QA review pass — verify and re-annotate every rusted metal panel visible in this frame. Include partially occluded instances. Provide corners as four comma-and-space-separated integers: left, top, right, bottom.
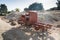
18, 15, 26, 24
28, 12, 37, 25
18, 11, 37, 25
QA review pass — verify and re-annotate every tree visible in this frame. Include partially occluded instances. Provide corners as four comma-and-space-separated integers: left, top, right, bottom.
29, 3, 44, 10
0, 4, 8, 16
0, 5, 1, 13
56, 0, 60, 10
24, 8, 29, 11
15, 8, 20, 12
48, 0, 60, 10
24, 2, 44, 11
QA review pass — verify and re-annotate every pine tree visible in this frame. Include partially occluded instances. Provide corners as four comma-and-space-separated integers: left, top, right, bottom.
0, 4, 8, 16
56, 0, 60, 10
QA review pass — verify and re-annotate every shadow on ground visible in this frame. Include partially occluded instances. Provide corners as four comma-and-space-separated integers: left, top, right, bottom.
2, 26, 55, 40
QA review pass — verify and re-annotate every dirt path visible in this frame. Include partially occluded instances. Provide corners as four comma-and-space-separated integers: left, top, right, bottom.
49, 27, 60, 40
0, 18, 14, 40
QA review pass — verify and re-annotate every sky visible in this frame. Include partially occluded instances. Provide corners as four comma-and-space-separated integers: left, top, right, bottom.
0, 0, 57, 11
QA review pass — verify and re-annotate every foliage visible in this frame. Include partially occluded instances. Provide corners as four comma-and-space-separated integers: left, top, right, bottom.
24, 8, 29, 11
29, 3, 44, 10
24, 3, 44, 11
0, 4, 8, 16
56, 0, 60, 10
49, 0, 60, 10
15, 8, 20, 12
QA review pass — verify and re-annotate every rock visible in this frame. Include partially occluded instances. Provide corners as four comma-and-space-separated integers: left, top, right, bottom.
2, 28, 30, 40
10, 21, 16, 26
57, 25, 60, 27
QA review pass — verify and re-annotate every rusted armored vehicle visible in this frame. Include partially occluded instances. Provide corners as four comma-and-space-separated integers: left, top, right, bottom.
18, 11, 52, 32
18, 12, 37, 25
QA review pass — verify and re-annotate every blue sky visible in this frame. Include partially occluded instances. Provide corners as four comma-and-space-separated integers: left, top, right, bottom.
0, 0, 57, 11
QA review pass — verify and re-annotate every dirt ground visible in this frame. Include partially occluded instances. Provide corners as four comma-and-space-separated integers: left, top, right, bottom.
0, 17, 19, 40
0, 17, 60, 40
